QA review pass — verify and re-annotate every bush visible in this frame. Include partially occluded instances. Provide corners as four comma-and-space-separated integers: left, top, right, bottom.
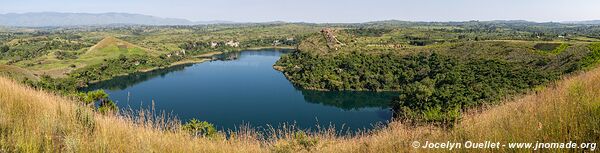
272, 131, 319, 152
98, 100, 117, 115
76, 90, 118, 114
77, 90, 108, 105
54, 50, 78, 60
182, 119, 217, 138
0, 45, 8, 53
293, 131, 318, 151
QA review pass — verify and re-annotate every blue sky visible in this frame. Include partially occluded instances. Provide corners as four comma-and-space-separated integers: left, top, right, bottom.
1, 0, 599, 23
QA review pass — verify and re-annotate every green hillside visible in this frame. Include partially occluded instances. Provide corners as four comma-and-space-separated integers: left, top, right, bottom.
275, 28, 600, 122
78, 36, 153, 65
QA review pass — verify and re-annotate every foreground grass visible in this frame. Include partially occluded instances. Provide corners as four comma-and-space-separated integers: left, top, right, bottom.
0, 77, 265, 152
1, 68, 599, 152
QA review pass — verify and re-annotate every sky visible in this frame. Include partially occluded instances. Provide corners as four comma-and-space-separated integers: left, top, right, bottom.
1, 0, 599, 23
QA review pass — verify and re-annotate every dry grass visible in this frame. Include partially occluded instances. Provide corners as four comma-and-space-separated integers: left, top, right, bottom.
1, 67, 599, 152
0, 76, 265, 152
0, 64, 38, 81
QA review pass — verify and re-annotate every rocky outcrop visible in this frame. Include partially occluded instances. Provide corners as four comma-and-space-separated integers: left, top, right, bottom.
321, 28, 344, 50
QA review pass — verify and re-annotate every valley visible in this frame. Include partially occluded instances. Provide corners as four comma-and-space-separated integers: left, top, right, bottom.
1, 21, 600, 152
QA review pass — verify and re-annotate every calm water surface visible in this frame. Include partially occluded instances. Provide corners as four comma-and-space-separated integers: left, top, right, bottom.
85, 49, 395, 132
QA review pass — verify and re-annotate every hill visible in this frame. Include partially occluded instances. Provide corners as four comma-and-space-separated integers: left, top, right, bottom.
0, 12, 196, 27
80, 36, 159, 64
82, 36, 152, 59
275, 27, 600, 123
7, 36, 157, 78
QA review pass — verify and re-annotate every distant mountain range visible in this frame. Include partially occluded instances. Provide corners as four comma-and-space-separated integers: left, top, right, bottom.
0, 12, 599, 27
562, 20, 600, 25
0, 12, 233, 27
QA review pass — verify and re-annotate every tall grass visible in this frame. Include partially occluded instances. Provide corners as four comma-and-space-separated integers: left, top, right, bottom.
0, 77, 265, 152
1, 67, 599, 152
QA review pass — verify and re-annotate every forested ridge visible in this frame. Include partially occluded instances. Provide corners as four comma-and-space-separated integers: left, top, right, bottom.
275, 28, 600, 122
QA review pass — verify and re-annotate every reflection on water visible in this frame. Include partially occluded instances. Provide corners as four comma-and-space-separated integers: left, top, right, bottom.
84, 64, 192, 91
84, 51, 264, 91
300, 90, 397, 111
83, 49, 394, 132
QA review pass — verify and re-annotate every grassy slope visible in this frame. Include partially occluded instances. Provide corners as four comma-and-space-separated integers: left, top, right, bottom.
84, 37, 153, 57
0, 64, 38, 81
18, 37, 154, 77
1, 66, 599, 152
0, 76, 264, 152
3, 24, 321, 79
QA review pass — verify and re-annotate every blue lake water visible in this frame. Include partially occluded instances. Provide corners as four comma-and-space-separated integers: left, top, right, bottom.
85, 49, 395, 132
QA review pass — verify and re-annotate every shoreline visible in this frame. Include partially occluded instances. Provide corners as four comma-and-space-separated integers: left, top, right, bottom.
276, 68, 403, 92
138, 51, 224, 73
138, 46, 295, 73
87, 47, 294, 84
243, 46, 295, 50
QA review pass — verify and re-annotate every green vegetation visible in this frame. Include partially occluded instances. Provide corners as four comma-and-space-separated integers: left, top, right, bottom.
0, 21, 600, 152
0, 23, 321, 90
182, 119, 218, 138
75, 90, 118, 114
1, 65, 599, 152
277, 50, 559, 122
577, 43, 600, 69
1, 22, 600, 123
534, 43, 570, 54
70, 54, 170, 83
276, 25, 600, 123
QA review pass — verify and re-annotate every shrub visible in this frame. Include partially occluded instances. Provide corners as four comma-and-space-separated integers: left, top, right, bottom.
77, 90, 108, 105
293, 131, 318, 151
272, 131, 319, 152
75, 90, 118, 114
182, 119, 217, 138
98, 100, 117, 115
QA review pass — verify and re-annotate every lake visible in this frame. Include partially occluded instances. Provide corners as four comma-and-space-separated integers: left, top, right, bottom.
85, 49, 396, 133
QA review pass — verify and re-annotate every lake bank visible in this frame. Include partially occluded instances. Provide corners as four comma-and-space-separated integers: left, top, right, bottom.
84, 49, 394, 132
84, 47, 291, 84
138, 51, 224, 73
2, 62, 599, 152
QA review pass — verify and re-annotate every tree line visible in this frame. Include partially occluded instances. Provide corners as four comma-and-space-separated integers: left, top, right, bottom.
276, 43, 600, 123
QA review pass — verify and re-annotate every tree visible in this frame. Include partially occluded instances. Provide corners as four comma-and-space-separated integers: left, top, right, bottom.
0, 45, 8, 53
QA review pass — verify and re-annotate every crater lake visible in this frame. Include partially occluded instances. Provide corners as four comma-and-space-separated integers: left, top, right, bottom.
84, 49, 396, 133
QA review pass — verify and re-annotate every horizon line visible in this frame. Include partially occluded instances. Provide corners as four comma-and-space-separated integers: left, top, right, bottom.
0, 11, 597, 24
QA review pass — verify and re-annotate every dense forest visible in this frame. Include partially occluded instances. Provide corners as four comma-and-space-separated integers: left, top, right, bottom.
277, 51, 555, 122
275, 26, 600, 123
